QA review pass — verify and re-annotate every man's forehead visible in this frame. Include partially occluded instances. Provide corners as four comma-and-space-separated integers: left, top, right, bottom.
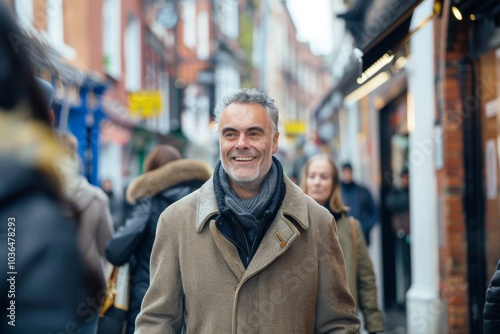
223, 102, 266, 113
221, 103, 270, 121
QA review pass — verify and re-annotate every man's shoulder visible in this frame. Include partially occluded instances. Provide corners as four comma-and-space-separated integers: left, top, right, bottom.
283, 179, 333, 229
307, 201, 334, 228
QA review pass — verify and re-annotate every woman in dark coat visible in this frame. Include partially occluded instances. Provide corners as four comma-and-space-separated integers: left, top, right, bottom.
484, 260, 500, 334
106, 145, 212, 334
0, 4, 88, 333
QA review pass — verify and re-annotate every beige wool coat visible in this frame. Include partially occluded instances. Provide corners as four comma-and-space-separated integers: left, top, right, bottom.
336, 215, 384, 333
135, 176, 360, 333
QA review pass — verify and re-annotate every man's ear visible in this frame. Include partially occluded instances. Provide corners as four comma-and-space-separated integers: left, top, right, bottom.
272, 131, 279, 153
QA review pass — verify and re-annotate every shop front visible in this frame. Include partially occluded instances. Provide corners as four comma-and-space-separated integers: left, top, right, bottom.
434, 0, 500, 332
314, 1, 428, 328
469, 2, 500, 332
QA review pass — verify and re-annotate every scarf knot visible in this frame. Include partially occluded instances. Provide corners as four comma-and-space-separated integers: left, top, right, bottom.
213, 157, 286, 267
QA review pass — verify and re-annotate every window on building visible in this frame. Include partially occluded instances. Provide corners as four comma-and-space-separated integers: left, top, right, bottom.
125, 16, 141, 92
215, 0, 238, 39
182, 0, 196, 49
46, 0, 64, 47
15, 0, 33, 27
43, 0, 76, 59
252, 26, 260, 67
103, 0, 122, 79
197, 10, 209, 60
215, 64, 241, 103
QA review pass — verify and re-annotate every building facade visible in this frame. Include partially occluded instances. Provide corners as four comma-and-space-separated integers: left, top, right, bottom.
315, 0, 500, 333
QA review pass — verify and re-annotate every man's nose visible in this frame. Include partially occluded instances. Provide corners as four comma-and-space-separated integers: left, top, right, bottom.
235, 134, 248, 149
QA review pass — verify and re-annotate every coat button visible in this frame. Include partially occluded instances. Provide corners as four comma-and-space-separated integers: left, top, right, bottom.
280, 242, 286, 249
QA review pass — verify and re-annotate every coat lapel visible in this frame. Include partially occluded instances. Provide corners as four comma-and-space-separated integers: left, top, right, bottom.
194, 179, 246, 280
239, 178, 310, 281
209, 219, 246, 280
241, 213, 300, 282
195, 176, 313, 283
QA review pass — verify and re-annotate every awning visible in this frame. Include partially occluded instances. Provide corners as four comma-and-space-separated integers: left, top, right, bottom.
338, 0, 422, 72
469, 0, 500, 56
313, 62, 359, 117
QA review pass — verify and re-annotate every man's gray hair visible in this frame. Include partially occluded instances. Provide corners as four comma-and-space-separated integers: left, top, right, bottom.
213, 88, 279, 131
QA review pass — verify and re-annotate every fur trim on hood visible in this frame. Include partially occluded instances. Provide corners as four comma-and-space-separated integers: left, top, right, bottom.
126, 159, 213, 204
0, 109, 66, 192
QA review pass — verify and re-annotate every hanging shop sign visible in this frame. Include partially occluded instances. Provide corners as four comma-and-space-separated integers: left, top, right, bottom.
284, 121, 307, 136
129, 90, 163, 118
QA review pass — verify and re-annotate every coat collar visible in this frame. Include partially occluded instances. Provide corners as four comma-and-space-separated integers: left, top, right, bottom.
196, 174, 310, 233
197, 174, 312, 281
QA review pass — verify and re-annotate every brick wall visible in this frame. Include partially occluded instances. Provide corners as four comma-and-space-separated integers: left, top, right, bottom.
478, 51, 500, 285
33, 0, 46, 30
437, 11, 470, 334
63, 0, 88, 69
437, 3, 500, 332
88, 0, 104, 73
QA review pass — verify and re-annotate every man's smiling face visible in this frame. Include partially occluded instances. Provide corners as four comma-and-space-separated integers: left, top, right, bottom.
219, 102, 279, 192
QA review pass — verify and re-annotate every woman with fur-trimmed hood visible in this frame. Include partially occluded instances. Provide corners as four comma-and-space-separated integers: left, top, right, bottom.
106, 145, 212, 334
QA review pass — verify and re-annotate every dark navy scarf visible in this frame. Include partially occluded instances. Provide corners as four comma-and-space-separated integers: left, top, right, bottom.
213, 156, 286, 267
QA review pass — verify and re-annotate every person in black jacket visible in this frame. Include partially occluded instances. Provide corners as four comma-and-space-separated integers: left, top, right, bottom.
0, 4, 88, 333
106, 145, 212, 334
340, 162, 379, 245
484, 260, 500, 334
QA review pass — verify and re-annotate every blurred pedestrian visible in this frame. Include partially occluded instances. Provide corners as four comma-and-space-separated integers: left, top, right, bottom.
340, 162, 378, 245
106, 145, 212, 334
0, 4, 87, 333
101, 179, 115, 206
385, 166, 411, 307
385, 167, 410, 237
484, 259, 500, 334
290, 135, 309, 184
100, 178, 122, 230
301, 154, 384, 334
55, 131, 115, 333
135, 88, 360, 333
34, 76, 56, 125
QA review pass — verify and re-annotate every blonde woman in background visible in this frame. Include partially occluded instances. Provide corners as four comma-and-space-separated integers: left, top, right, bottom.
301, 154, 384, 334
55, 131, 115, 334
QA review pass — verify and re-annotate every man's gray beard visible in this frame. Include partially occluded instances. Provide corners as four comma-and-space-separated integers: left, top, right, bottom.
221, 160, 271, 193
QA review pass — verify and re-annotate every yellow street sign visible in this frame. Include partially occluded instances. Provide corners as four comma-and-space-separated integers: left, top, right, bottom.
284, 121, 307, 135
129, 91, 162, 118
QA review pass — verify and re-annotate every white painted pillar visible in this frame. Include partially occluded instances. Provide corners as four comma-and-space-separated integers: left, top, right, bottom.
406, 0, 441, 333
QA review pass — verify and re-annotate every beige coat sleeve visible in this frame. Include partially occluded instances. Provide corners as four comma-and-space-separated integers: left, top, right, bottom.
315, 217, 361, 333
354, 219, 384, 333
135, 210, 184, 334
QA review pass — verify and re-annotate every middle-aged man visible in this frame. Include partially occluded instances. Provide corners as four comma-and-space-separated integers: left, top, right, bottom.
135, 88, 360, 333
